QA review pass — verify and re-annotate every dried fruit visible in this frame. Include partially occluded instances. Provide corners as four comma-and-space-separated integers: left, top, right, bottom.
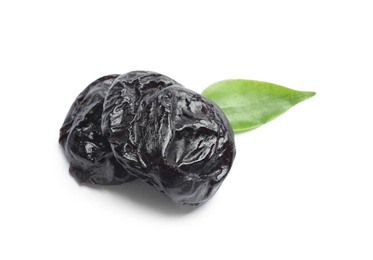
102, 71, 236, 205
59, 75, 135, 185
60, 71, 236, 206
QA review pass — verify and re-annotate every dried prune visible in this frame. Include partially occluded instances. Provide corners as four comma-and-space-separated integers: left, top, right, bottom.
102, 71, 235, 205
60, 71, 236, 205
59, 75, 135, 185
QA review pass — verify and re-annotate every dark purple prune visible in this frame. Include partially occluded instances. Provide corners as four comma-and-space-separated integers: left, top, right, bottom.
102, 71, 235, 205
59, 75, 135, 185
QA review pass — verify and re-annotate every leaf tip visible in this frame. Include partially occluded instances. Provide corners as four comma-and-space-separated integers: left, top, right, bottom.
303, 91, 316, 100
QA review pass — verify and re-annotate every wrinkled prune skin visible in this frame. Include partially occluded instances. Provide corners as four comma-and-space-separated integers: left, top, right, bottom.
102, 71, 235, 205
101, 71, 181, 138
59, 75, 135, 185
101, 71, 181, 167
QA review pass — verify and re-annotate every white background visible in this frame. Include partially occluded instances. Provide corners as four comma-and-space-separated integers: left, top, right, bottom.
1, 1, 372, 259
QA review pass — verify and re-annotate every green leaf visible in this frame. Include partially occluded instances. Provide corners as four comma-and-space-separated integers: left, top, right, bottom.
202, 79, 315, 133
